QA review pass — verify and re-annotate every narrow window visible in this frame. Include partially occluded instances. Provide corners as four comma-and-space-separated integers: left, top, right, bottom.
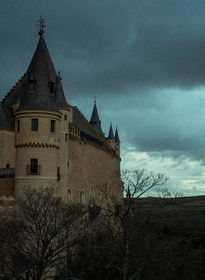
80, 191, 85, 206
31, 119, 38, 131
48, 81, 55, 93
28, 80, 35, 91
57, 167, 61, 181
67, 189, 71, 206
17, 120, 20, 132
50, 120, 55, 133
30, 159, 38, 174
65, 133, 68, 142
64, 115, 67, 120
6, 163, 10, 169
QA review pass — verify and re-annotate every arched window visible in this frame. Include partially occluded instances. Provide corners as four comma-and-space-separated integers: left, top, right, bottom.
67, 189, 71, 206
80, 191, 85, 206
90, 186, 94, 202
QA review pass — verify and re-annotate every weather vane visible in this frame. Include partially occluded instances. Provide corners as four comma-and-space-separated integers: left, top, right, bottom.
94, 96, 96, 104
38, 16, 46, 36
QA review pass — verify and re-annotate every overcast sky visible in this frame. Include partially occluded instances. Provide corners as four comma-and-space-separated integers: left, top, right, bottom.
1, 0, 205, 195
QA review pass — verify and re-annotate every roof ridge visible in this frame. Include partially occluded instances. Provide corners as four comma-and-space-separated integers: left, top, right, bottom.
72, 106, 104, 139
2, 74, 25, 103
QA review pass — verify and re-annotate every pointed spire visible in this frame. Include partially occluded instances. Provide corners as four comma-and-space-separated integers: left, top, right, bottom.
115, 126, 120, 143
108, 123, 114, 139
17, 35, 59, 112
55, 72, 69, 109
38, 16, 46, 37
90, 101, 102, 132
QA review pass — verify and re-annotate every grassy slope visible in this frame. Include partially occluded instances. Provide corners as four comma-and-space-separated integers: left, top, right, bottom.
130, 196, 205, 279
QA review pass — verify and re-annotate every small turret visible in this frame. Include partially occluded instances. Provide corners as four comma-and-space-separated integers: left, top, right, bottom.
108, 123, 114, 139
107, 124, 120, 157
90, 101, 102, 132
115, 127, 120, 143
55, 72, 69, 110
107, 123, 116, 151
114, 126, 120, 157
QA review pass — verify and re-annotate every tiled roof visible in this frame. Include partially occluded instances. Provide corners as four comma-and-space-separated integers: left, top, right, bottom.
0, 103, 14, 130
17, 36, 59, 112
72, 106, 104, 141
55, 75, 69, 109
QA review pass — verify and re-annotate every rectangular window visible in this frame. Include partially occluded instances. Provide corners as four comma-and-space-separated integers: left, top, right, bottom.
65, 133, 68, 142
57, 167, 61, 181
31, 119, 38, 131
17, 120, 20, 132
64, 115, 67, 120
30, 159, 38, 174
50, 120, 55, 133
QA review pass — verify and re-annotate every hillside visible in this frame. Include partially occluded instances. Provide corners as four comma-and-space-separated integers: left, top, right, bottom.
130, 195, 205, 279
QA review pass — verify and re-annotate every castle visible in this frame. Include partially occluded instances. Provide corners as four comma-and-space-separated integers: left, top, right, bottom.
0, 25, 121, 206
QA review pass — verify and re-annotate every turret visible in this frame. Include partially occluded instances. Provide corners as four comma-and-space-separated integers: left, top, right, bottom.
90, 101, 102, 132
114, 126, 120, 157
55, 71, 72, 200
107, 123, 115, 149
107, 124, 120, 157
14, 21, 63, 193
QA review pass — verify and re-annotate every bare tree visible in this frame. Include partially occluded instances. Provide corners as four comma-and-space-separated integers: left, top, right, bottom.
105, 169, 168, 280
0, 187, 82, 280
67, 169, 168, 280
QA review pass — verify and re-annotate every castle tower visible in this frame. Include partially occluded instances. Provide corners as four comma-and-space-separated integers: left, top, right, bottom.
114, 127, 120, 157
108, 123, 115, 148
107, 124, 120, 157
90, 101, 102, 132
54, 72, 72, 199
14, 27, 62, 193
0, 19, 122, 204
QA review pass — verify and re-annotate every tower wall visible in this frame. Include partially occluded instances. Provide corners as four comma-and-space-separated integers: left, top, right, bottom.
14, 110, 61, 194
57, 108, 72, 200
0, 130, 15, 169
0, 130, 16, 199
108, 139, 116, 150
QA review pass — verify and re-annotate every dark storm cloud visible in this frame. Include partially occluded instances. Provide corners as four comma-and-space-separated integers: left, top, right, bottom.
1, 0, 205, 167
114, 88, 205, 164
1, 0, 205, 96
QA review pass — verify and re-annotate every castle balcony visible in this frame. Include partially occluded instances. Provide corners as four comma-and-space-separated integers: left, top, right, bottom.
0, 168, 15, 178
26, 165, 41, 175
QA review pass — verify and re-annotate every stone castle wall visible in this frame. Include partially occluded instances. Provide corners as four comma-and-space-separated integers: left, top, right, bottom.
63, 137, 121, 205
0, 109, 122, 203
0, 130, 15, 168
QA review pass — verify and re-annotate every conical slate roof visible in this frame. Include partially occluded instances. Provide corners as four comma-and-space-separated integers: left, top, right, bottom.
90, 102, 102, 132
115, 127, 120, 142
0, 103, 14, 130
108, 123, 114, 139
55, 74, 69, 109
17, 35, 61, 112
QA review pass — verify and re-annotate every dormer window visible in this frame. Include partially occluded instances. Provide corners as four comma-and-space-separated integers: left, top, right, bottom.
28, 74, 36, 91
48, 81, 55, 93
28, 80, 36, 91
